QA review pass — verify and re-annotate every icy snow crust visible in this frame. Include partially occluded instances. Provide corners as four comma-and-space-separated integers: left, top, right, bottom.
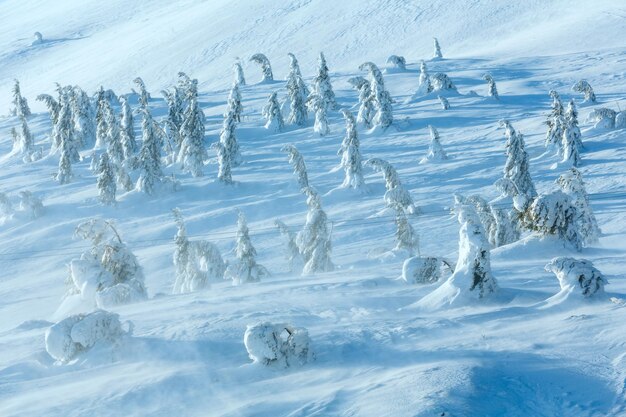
1, 0, 626, 416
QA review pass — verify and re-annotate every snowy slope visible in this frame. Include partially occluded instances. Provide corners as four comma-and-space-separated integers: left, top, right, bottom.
1, 1, 626, 416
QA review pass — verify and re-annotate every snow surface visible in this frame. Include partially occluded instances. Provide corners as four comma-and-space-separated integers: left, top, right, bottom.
1, 1, 626, 416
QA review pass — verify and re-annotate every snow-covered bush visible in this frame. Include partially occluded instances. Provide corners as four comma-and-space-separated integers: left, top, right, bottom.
483, 74, 499, 100
32, 31, 43, 45
401, 256, 444, 284
571, 80, 596, 103
297, 187, 334, 275
421, 125, 448, 163
244, 322, 313, 367
489, 205, 519, 247
282, 144, 309, 189
433, 37, 443, 59
545, 257, 607, 298
18, 191, 44, 219
0, 192, 13, 219
172, 209, 226, 293
262, 92, 285, 132
556, 168, 600, 246
250, 53, 273, 83
366, 158, 417, 214
586, 108, 616, 129
338, 109, 365, 189
45, 310, 130, 362
275, 220, 303, 273
438, 95, 450, 110
430, 73, 456, 92
225, 211, 269, 285
66, 219, 147, 307
386, 55, 406, 71
359, 62, 393, 128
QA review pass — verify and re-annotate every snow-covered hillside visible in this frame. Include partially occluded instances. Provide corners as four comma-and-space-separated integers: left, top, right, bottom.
1, 1, 626, 416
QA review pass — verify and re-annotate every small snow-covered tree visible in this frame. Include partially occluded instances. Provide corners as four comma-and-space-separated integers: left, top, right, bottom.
394, 206, 419, 255
212, 141, 232, 184
234, 61, 246, 86
587, 107, 616, 129
250, 53, 273, 83
94, 88, 108, 150
417, 61, 433, 95
136, 107, 163, 195
282, 144, 309, 189
572, 80, 596, 103
556, 168, 600, 246
563, 99, 583, 151
275, 219, 303, 273
438, 95, 450, 110
14, 116, 34, 155
455, 194, 496, 243
545, 257, 606, 298
226, 211, 269, 285
219, 110, 241, 166
489, 205, 520, 247
306, 93, 329, 136
431, 73, 456, 92
103, 101, 124, 164
338, 110, 365, 189
359, 62, 393, 128
366, 158, 417, 214
494, 120, 537, 210
483, 74, 499, 100
177, 96, 206, 177
244, 322, 313, 367
133, 77, 150, 109
161, 88, 184, 157
97, 152, 116, 205
560, 122, 581, 167
433, 37, 443, 59
386, 55, 406, 71
262, 92, 285, 132
56, 102, 77, 184
71, 87, 95, 148
312, 52, 337, 110
286, 54, 308, 126
37, 93, 60, 126
422, 125, 448, 162
119, 95, 136, 157
347, 76, 374, 128
297, 187, 334, 275
18, 190, 44, 218
545, 90, 565, 153
226, 83, 244, 123
523, 190, 583, 251
11, 79, 31, 118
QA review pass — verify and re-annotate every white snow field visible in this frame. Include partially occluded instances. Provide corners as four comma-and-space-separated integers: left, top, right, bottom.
1, 0, 626, 415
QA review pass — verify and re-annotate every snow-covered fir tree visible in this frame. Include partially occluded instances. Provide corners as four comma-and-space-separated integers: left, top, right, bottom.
563, 99, 583, 151
136, 107, 163, 195
417, 61, 433, 95
306, 93, 329, 136
219, 110, 241, 166
103, 101, 124, 164
489, 205, 520, 247
494, 120, 537, 210
226, 211, 269, 285
11, 79, 31, 118
338, 110, 365, 189
438, 95, 450, 110
572, 79, 596, 103
212, 141, 232, 184
94, 88, 108, 150
114, 161, 134, 192
394, 206, 419, 255
133, 77, 150, 109
366, 158, 417, 214
119, 95, 137, 160
359, 62, 393, 128
545, 257, 606, 298
455, 194, 496, 241
545, 90, 565, 153
56, 102, 78, 184
523, 190, 583, 251
177, 96, 206, 177
275, 219, 303, 273
262, 92, 285, 132
556, 168, 600, 246
250, 53, 273, 82
433, 37, 443, 59
14, 116, 34, 155
422, 125, 448, 162
96, 152, 116, 205
36, 93, 60, 126
282, 144, 309, 189
18, 190, 44, 218
431, 73, 456, 92
161, 88, 184, 157
286, 53, 308, 126
560, 121, 581, 167
312, 52, 337, 110
234, 61, 246, 86
483, 74, 499, 100
347, 76, 374, 128
386, 55, 406, 71
226, 83, 244, 123
297, 187, 334, 275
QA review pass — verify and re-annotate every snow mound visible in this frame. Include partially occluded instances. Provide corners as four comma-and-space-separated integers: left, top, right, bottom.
401, 256, 446, 285
244, 322, 313, 368
45, 310, 131, 363
544, 257, 607, 304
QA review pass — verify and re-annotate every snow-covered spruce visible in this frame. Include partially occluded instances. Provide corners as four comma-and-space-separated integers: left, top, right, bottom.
489, 205, 519, 247
56, 101, 78, 184
226, 82, 244, 123
522, 190, 583, 251
234, 61, 246, 86
347, 76, 374, 128
37, 93, 60, 126
545, 257, 607, 298
556, 168, 600, 246
161, 87, 184, 158
66, 219, 148, 308
71, 87, 96, 148
312, 52, 337, 110
430, 73, 456, 92
172, 209, 226, 293
282, 144, 309, 189
563, 99, 583, 151
394, 206, 419, 255
96, 152, 116, 205
103, 100, 124, 165
18, 190, 44, 219
483, 74, 499, 100
13, 116, 34, 156
219, 110, 242, 167
338, 109, 365, 189
455, 194, 496, 244
11, 79, 31, 118
587, 107, 616, 129
560, 117, 581, 167
119, 95, 136, 158
386, 55, 406, 71
438, 95, 450, 110
212, 142, 233, 184
133, 77, 150, 109
416, 60, 433, 95
94, 87, 108, 150
262, 92, 285, 132
545, 90, 565, 153
286, 53, 308, 126
306, 93, 330, 136
359, 62, 393, 128
297, 187, 334, 275
366, 158, 417, 214
433, 37, 443, 59
275, 219, 303, 273
45, 310, 131, 363
421, 125, 448, 162
244, 322, 313, 367
225, 211, 269, 285
177, 96, 206, 177
572, 79, 596, 103
250, 53, 273, 83
136, 107, 164, 195
494, 120, 537, 210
